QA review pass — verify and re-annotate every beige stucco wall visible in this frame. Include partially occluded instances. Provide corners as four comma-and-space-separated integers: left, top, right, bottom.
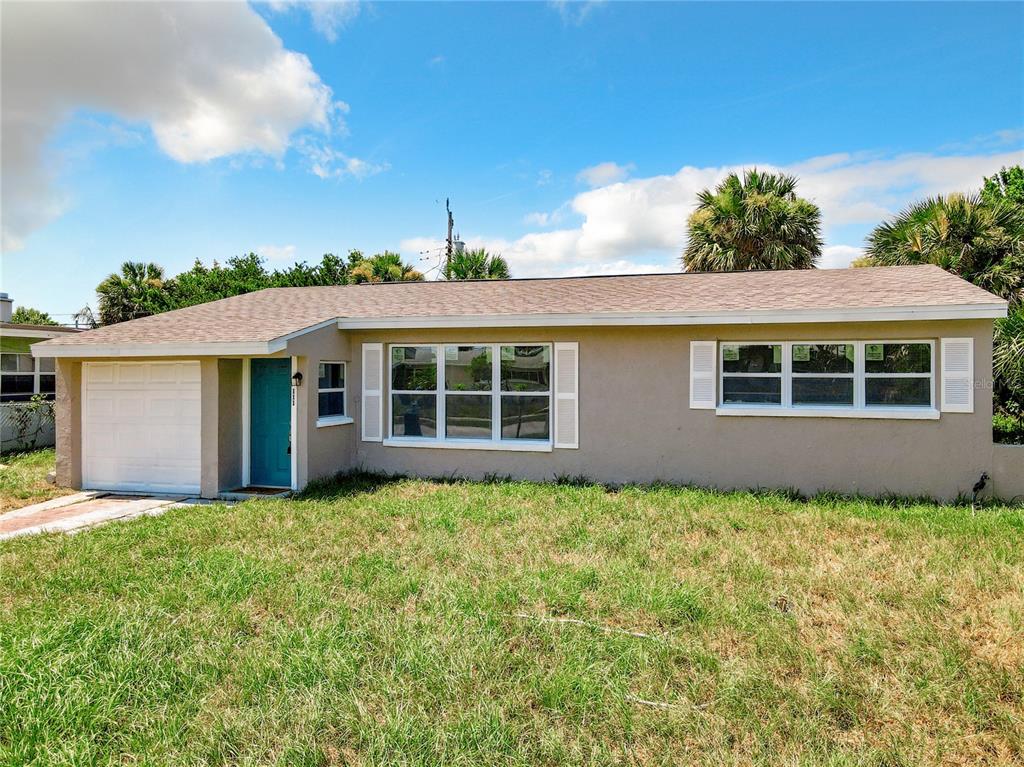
345, 320, 1000, 501
286, 323, 355, 485
54, 358, 82, 487
218, 359, 243, 491
991, 444, 1024, 503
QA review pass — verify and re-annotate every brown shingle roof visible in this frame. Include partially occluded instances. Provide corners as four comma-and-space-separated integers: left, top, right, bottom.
36, 265, 1006, 348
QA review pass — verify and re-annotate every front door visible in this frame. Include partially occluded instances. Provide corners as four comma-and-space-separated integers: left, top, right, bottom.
250, 358, 291, 487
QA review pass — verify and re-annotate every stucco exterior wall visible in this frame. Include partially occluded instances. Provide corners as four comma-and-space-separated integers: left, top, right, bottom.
54, 358, 82, 487
286, 323, 355, 485
991, 444, 1024, 503
346, 320, 998, 500
218, 359, 243, 491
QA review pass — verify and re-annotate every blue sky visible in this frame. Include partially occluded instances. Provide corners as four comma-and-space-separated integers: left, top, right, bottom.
2, 1, 1022, 321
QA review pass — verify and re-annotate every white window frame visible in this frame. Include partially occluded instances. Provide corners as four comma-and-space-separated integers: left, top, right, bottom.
316, 360, 351, 428
0, 352, 55, 403
716, 340, 938, 419
384, 342, 553, 452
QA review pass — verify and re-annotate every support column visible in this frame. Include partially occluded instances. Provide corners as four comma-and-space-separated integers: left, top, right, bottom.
200, 358, 219, 498
55, 358, 82, 488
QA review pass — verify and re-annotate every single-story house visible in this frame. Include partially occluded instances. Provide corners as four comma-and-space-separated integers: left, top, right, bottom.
2, 293, 82, 451
32, 265, 1024, 501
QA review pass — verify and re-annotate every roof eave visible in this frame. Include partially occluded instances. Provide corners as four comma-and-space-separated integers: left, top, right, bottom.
336, 302, 1009, 329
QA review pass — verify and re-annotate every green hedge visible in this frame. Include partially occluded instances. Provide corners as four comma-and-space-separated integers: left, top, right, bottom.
993, 411, 1024, 445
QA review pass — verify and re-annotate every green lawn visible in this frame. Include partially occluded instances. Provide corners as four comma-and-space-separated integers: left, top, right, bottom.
0, 448, 71, 513
1, 476, 1022, 766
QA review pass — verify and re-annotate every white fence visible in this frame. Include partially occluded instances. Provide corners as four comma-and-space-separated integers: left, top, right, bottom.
1, 401, 56, 453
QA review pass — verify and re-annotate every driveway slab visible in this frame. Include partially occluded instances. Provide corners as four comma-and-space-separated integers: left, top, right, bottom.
0, 493, 191, 540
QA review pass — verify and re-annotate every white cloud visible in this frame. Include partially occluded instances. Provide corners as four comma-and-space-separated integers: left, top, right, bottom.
259, 244, 298, 262
402, 145, 1023, 278
820, 245, 864, 269
265, 1, 362, 43
298, 140, 389, 180
536, 169, 554, 186
0, 1, 345, 251
549, 0, 606, 25
576, 161, 635, 188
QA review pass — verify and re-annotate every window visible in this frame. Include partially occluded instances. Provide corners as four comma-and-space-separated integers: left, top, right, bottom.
721, 344, 782, 405
864, 342, 932, 407
717, 341, 935, 414
389, 343, 551, 444
391, 345, 438, 438
317, 361, 346, 420
792, 343, 854, 406
0, 353, 55, 403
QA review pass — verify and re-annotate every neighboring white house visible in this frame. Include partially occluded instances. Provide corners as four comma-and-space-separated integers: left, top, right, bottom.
1, 293, 82, 452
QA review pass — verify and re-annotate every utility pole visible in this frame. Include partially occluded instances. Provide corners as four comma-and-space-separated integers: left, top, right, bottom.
445, 198, 454, 279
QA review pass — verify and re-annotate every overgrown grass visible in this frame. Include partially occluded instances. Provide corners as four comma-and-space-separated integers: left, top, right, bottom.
1, 474, 1022, 765
0, 448, 70, 512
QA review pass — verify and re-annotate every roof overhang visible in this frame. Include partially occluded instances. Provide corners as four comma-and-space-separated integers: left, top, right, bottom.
336, 302, 1008, 330
31, 340, 288, 358
3, 327, 81, 340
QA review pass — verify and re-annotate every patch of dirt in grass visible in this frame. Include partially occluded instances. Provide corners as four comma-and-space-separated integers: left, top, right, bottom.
0, 449, 71, 513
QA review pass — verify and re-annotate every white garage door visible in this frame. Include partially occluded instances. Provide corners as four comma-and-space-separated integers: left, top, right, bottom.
83, 362, 202, 494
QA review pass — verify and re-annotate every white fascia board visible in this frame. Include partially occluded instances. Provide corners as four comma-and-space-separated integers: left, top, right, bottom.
31, 341, 281, 358
337, 302, 1007, 330
2, 328, 79, 339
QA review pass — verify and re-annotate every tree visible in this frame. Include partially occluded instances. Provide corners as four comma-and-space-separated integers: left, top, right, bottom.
994, 306, 1024, 405
96, 261, 168, 325
72, 305, 97, 329
9, 306, 58, 326
349, 251, 424, 283
863, 193, 1024, 306
682, 169, 822, 272
443, 248, 510, 280
982, 165, 1024, 208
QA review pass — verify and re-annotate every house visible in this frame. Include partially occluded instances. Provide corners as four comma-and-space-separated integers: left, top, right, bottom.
1, 293, 82, 451
31, 265, 1024, 501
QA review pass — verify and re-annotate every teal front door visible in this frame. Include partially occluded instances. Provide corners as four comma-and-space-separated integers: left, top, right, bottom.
251, 358, 292, 487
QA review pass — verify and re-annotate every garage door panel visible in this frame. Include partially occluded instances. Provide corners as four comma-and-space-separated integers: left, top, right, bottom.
83, 362, 202, 494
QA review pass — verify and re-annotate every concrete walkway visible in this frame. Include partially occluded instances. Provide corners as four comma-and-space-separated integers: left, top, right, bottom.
0, 492, 215, 541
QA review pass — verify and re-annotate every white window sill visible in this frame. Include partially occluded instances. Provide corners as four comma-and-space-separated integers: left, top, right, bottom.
715, 406, 940, 420
316, 415, 354, 428
383, 437, 553, 452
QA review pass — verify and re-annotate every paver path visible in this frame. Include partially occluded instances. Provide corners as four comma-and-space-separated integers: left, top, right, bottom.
0, 492, 211, 540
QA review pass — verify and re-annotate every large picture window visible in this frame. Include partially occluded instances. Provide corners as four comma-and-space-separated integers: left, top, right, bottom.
718, 340, 934, 413
389, 343, 551, 444
0, 353, 55, 403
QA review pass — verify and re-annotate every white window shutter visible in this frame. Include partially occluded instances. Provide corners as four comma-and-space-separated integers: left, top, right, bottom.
690, 341, 716, 409
553, 342, 579, 449
941, 337, 973, 413
361, 343, 384, 441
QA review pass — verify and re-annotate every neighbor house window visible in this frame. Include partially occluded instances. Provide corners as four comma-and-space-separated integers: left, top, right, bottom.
864, 342, 932, 407
718, 340, 934, 412
0, 353, 54, 403
389, 343, 551, 443
720, 344, 782, 405
317, 361, 346, 420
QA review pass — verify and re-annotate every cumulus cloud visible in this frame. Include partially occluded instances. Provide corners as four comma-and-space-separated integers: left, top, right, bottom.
403, 145, 1022, 277
576, 161, 635, 188
0, 1, 355, 251
258, 244, 298, 262
298, 139, 389, 180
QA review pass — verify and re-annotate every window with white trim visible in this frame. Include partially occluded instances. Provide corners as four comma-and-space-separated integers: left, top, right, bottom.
389, 343, 551, 443
718, 341, 934, 411
0, 353, 55, 403
317, 361, 346, 419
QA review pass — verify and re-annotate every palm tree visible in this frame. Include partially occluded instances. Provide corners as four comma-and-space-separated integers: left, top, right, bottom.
349, 251, 424, 284
443, 248, 510, 280
96, 261, 167, 325
682, 169, 822, 272
862, 193, 1023, 305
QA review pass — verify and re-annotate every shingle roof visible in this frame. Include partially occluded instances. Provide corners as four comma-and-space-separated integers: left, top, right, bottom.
35, 265, 1006, 349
